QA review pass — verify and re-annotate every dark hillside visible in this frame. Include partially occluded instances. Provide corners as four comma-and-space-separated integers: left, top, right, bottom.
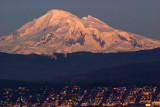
0, 48, 160, 81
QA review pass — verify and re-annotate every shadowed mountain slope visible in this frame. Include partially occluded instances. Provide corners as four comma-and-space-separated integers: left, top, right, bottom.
1, 48, 160, 82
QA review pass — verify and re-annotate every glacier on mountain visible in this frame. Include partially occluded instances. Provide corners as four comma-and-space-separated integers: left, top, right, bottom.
0, 9, 160, 55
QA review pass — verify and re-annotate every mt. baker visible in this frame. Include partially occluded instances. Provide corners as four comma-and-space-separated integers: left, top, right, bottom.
0, 9, 160, 55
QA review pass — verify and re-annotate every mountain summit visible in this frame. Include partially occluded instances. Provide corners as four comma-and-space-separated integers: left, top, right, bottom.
0, 9, 160, 55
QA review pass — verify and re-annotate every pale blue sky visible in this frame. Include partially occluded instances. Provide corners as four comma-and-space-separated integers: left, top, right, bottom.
0, 0, 160, 40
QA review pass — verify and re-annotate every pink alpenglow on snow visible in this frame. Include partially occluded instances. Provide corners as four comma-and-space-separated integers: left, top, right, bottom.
0, 9, 160, 55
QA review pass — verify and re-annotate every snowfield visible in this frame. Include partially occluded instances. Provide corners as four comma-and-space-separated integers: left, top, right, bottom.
0, 9, 160, 55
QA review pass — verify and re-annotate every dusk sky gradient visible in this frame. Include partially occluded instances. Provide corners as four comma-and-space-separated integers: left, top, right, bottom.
0, 0, 160, 40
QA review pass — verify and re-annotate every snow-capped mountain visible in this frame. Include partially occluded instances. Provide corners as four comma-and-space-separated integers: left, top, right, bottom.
0, 9, 160, 55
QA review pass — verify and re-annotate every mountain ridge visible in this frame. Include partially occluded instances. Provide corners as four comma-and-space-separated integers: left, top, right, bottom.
0, 9, 160, 55
56, 60, 160, 85
1, 47, 160, 81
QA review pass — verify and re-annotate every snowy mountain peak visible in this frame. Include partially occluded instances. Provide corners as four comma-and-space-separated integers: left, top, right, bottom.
45, 9, 78, 20
0, 9, 160, 55
47, 9, 73, 16
88, 15, 92, 17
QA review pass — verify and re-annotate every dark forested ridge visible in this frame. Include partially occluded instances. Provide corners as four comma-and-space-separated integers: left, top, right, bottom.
57, 61, 160, 86
0, 48, 160, 82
